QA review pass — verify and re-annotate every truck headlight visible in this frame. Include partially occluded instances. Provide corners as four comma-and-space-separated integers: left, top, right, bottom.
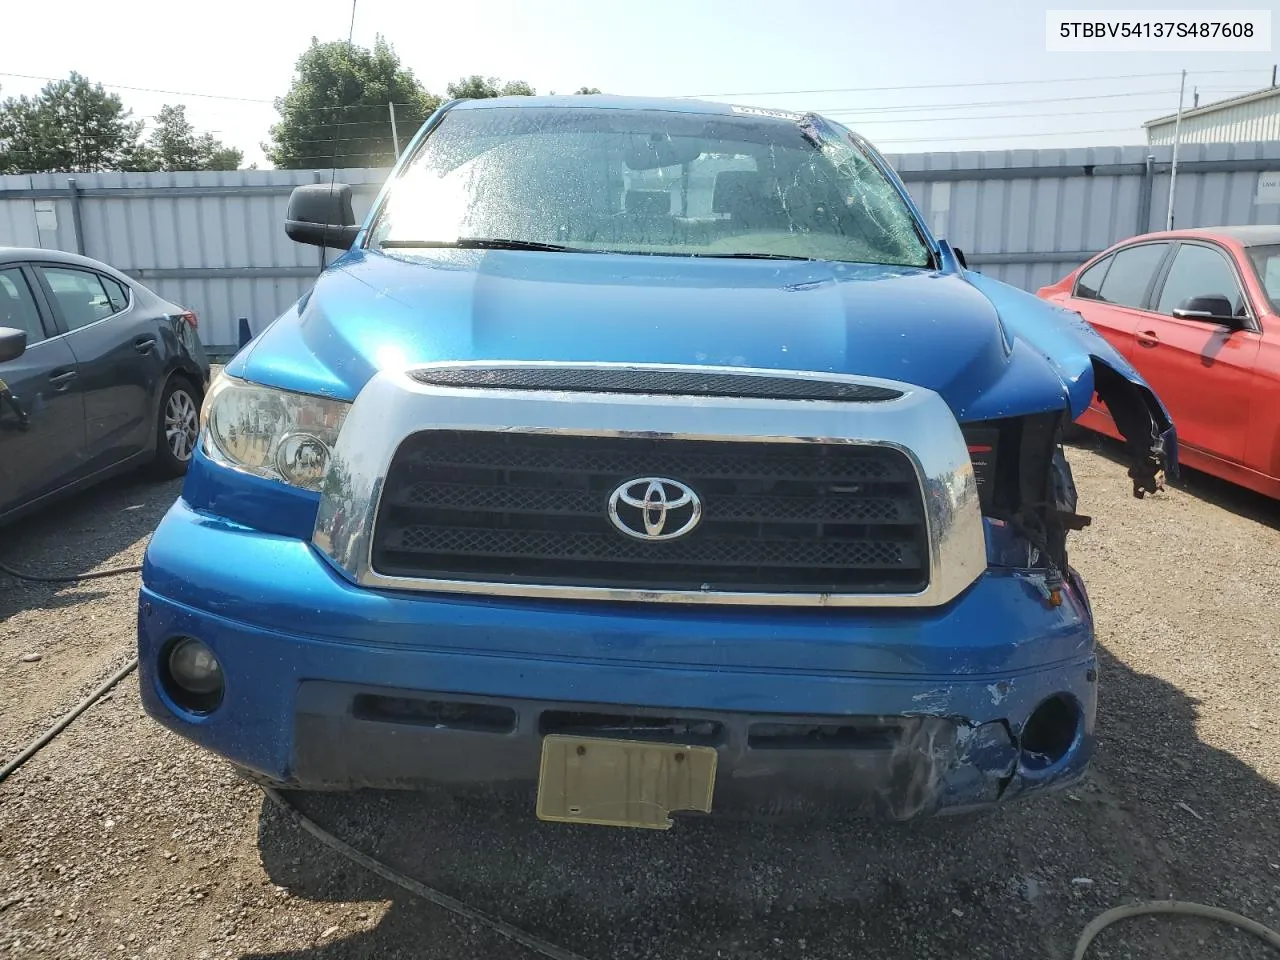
201, 374, 350, 491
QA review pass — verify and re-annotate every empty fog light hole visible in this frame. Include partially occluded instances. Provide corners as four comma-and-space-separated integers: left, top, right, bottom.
1019, 694, 1080, 771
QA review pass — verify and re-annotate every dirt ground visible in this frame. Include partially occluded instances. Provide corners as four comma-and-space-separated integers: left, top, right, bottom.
1, 437, 1279, 960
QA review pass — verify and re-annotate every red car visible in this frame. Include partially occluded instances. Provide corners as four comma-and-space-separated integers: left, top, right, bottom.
1039, 226, 1280, 499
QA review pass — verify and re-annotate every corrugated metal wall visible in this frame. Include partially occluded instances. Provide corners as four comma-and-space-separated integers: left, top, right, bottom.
886, 140, 1280, 292
1147, 90, 1280, 145
4, 141, 1280, 352
0, 168, 387, 351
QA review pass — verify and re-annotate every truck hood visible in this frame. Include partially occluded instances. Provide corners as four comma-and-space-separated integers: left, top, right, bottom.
233, 246, 1175, 454
235, 247, 1088, 423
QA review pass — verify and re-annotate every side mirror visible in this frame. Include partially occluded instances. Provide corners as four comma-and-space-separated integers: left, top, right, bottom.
953, 247, 969, 270
1172, 295, 1240, 326
285, 183, 359, 249
0, 326, 27, 364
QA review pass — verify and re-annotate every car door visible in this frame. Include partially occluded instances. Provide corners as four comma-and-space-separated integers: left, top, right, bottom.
1056, 242, 1173, 436
34, 263, 167, 472
1140, 240, 1262, 464
0, 264, 87, 517
1061, 242, 1174, 362
1239, 242, 1280, 489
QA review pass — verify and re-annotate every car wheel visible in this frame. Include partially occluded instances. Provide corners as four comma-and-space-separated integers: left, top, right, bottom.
150, 376, 201, 478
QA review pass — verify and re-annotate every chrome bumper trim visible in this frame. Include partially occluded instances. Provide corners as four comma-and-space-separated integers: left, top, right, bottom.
312, 362, 985, 607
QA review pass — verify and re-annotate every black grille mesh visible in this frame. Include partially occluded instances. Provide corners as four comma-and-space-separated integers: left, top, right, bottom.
387, 527, 911, 568
409, 366, 902, 402
386, 440, 908, 481
401, 482, 911, 523
371, 431, 929, 595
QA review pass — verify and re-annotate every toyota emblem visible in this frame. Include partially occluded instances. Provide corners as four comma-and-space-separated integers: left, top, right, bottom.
607, 477, 702, 541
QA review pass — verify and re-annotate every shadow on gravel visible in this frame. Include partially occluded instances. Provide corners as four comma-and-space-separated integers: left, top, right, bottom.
0, 472, 181, 622
1069, 432, 1280, 531
246, 651, 1280, 960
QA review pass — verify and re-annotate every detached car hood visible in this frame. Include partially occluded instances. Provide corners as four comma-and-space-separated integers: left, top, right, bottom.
232, 247, 1174, 484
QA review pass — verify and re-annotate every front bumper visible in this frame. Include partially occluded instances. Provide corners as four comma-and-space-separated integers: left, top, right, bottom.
139, 499, 1097, 820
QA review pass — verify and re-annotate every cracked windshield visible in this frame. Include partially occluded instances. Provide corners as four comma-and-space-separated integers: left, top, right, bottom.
2, 2, 1279, 960
372, 108, 931, 265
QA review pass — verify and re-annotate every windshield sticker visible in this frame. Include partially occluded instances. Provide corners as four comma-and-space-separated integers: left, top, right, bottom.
730, 105, 803, 122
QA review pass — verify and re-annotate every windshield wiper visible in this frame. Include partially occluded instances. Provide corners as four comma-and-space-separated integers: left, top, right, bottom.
380, 240, 819, 262
378, 238, 596, 253
687, 252, 818, 261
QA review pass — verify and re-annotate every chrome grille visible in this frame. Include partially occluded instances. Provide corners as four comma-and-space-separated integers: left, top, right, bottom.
370, 431, 928, 594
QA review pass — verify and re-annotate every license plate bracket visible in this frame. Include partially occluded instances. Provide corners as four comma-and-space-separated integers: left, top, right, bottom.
536, 735, 718, 830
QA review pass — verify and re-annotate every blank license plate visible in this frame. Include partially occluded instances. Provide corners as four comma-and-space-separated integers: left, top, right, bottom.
536, 735, 718, 830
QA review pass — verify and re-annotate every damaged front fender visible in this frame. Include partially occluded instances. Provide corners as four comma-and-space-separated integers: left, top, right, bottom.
965, 272, 1178, 498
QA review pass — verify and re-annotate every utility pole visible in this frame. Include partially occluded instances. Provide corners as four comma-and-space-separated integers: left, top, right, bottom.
389, 102, 401, 160
1166, 69, 1186, 231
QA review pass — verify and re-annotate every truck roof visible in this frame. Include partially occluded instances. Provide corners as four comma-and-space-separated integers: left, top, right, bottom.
450, 94, 806, 123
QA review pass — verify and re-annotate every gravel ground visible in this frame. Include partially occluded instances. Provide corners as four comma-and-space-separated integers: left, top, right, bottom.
1, 439, 1279, 960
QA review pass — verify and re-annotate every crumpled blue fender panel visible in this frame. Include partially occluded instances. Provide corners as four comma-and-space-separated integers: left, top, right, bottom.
963, 269, 1179, 485
961, 272, 1142, 419
824, 126, 1176, 482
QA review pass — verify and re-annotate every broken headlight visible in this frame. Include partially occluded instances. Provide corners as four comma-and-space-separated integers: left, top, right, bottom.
960, 423, 1001, 514
962, 412, 1089, 575
201, 374, 350, 491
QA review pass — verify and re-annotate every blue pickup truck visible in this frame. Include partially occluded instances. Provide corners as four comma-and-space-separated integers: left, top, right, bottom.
137, 96, 1174, 827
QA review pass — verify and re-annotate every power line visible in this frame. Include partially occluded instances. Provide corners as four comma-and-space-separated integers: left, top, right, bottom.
2, 118, 1146, 159
819, 88, 1182, 116
0, 72, 275, 104
686, 67, 1268, 99
4, 67, 1266, 114
1, 97, 1172, 151
0, 75, 432, 116
875, 125, 1143, 145
1, 86, 1179, 145
303, 98, 1172, 129
266, 92, 1172, 119
844, 103, 1179, 126
2, 108, 1158, 152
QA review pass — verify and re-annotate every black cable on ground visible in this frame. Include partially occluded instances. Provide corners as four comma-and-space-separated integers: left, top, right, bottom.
262, 787, 594, 960
0, 657, 138, 785
0, 559, 143, 583
0, 558, 144, 785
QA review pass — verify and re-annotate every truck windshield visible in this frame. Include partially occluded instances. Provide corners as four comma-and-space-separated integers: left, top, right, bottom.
368, 106, 932, 268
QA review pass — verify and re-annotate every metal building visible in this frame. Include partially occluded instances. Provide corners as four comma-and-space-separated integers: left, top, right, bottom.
1146, 85, 1280, 145
5, 141, 1280, 355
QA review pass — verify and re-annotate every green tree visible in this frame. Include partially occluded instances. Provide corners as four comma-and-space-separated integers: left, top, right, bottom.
574, 87, 603, 95
0, 72, 145, 174
445, 76, 536, 99
266, 36, 439, 169
136, 105, 242, 171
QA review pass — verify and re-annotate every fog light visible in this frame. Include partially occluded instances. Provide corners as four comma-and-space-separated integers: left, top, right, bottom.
163, 637, 224, 712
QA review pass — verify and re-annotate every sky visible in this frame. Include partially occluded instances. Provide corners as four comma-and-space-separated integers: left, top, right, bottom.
2, 0, 1277, 168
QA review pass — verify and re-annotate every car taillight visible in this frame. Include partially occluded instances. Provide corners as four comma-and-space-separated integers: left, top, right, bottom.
179, 309, 198, 330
